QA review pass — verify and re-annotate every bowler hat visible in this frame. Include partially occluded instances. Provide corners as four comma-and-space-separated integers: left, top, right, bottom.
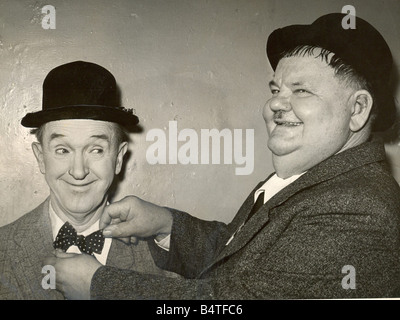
267, 13, 396, 132
21, 61, 139, 129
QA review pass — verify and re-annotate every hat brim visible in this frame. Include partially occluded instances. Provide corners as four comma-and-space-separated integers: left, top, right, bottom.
21, 105, 139, 130
267, 24, 359, 72
267, 24, 321, 71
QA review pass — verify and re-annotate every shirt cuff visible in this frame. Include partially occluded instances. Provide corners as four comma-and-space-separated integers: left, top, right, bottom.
154, 234, 171, 251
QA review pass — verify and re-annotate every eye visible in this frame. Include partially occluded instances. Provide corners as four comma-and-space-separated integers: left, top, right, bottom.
294, 89, 312, 96
90, 148, 104, 154
269, 85, 280, 95
55, 148, 69, 155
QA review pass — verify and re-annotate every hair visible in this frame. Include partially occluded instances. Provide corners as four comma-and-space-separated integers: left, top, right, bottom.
30, 121, 130, 146
279, 45, 377, 125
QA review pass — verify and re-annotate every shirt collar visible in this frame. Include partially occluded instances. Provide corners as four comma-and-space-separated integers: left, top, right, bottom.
254, 172, 306, 204
48, 200, 112, 265
48, 202, 101, 240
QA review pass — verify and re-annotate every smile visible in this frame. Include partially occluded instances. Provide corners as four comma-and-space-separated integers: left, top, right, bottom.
274, 120, 303, 126
63, 181, 96, 188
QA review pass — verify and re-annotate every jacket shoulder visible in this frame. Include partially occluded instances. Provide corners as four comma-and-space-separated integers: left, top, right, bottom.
0, 200, 48, 245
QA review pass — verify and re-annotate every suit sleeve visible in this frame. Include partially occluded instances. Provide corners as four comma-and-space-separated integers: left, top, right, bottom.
147, 183, 262, 278
91, 170, 400, 299
90, 209, 232, 300
91, 205, 400, 300
148, 208, 231, 278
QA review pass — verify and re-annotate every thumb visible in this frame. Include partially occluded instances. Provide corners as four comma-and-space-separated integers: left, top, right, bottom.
100, 204, 121, 229
100, 196, 134, 229
103, 220, 137, 238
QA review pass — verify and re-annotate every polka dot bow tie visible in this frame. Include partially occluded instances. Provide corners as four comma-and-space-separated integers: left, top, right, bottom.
53, 221, 105, 255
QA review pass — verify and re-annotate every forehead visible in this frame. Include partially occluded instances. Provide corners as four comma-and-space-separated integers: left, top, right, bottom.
42, 120, 117, 142
274, 55, 336, 83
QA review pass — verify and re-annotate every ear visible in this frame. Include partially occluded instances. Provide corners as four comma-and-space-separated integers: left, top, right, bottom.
32, 142, 46, 174
349, 90, 373, 132
115, 142, 128, 175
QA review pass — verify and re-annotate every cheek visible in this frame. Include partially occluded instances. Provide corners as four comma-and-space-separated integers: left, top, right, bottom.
292, 98, 336, 127
90, 158, 117, 182
43, 157, 68, 179
262, 101, 275, 130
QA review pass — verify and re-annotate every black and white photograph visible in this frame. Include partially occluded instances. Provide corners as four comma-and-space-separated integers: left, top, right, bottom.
0, 0, 400, 308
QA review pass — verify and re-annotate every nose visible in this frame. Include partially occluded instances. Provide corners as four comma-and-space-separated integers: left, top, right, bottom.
68, 152, 89, 180
268, 94, 292, 113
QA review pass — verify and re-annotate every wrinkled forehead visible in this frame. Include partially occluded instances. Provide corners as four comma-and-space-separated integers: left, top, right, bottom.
42, 119, 119, 144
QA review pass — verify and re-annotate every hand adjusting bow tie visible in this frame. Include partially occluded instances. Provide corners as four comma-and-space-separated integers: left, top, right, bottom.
53, 221, 105, 255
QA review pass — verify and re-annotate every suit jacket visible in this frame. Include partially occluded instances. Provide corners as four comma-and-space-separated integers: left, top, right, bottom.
91, 141, 400, 299
0, 198, 174, 300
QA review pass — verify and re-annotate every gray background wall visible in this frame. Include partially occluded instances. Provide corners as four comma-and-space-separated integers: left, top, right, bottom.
1, 0, 399, 227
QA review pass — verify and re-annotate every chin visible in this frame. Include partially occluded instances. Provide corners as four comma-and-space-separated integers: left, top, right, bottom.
64, 205, 97, 215
268, 140, 298, 157
62, 197, 103, 215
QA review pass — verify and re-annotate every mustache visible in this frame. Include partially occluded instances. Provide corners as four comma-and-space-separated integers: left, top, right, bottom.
273, 110, 285, 121
273, 111, 299, 121
273, 111, 303, 124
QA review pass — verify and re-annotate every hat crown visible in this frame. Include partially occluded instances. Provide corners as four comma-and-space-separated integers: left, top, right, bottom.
21, 61, 139, 129
42, 61, 119, 109
311, 13, 392, 81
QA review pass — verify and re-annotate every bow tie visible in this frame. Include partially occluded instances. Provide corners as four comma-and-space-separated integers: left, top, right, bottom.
53, 221, 105, 255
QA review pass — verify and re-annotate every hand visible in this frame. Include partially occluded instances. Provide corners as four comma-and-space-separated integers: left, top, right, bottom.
100, 195, 173, 243
43, 250, 102, 300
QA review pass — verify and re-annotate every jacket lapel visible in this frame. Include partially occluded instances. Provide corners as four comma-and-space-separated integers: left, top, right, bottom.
206, 140, 386, 274
16, 198, 54, 263
13, 198, 65, 299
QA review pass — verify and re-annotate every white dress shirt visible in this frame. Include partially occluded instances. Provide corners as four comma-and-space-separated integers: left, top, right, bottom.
49, 202, 112, 265
254, 173, 305, 204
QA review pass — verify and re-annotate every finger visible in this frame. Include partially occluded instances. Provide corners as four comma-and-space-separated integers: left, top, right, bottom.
100, 200, 130, 229
102, 221, 137, 238
115, 236, 138, 244
99, 207, 114, 229
54, 250, 80, 259
112, 236, 137, 244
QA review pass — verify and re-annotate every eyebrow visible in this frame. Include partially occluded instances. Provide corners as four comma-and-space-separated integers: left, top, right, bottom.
90, 134, 111, 143
291, 81, 306, 86
49, 133, 65, 141
49, 133, 110, 143
269, 80, 279, 87
269, 80, 309, 87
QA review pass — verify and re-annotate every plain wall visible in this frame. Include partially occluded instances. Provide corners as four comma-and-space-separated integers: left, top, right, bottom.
1, 0, 400, 227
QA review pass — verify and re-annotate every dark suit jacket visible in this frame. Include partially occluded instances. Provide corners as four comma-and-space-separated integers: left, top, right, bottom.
0, 198, 174, 300
91, 141, 400, 299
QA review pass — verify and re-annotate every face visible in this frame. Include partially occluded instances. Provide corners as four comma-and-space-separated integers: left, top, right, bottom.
263, 55, 356, 175
32, 120, 127, 219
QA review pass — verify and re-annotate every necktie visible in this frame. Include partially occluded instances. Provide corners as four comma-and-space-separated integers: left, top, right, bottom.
226, 191, 265, 246
53, 221, 105, 255
246, 191, 265, 223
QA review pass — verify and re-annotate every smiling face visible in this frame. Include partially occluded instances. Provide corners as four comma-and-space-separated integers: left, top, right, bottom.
263, 54, 371, 177
32, 120, 128, 221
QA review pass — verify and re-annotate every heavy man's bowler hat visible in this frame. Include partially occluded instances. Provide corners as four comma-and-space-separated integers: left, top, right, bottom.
21, 61, 139, 129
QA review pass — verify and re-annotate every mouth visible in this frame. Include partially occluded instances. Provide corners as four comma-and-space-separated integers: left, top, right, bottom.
273, 119, 303, 127
63, 181, 96, 188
